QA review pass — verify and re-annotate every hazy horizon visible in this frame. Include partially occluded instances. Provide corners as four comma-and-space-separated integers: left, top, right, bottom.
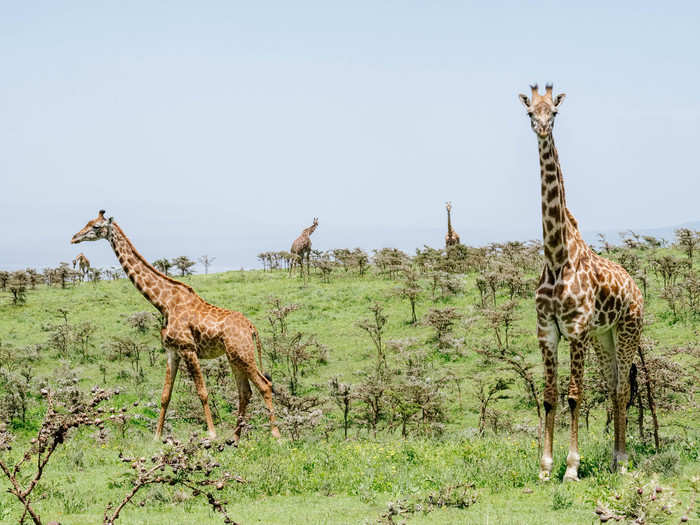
2, 3, 699, 273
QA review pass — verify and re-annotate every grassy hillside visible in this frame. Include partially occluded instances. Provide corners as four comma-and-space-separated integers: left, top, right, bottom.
0, 246, 698, 524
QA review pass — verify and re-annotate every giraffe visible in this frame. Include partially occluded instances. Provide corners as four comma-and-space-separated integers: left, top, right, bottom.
290, 217, 318, 277
71, 210, 280, 442
72, 253, 90, 281
445, 202, 460, 248
518, 84, 643, 481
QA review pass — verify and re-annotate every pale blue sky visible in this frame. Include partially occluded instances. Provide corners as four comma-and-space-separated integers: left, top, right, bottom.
2, 2, 698, 271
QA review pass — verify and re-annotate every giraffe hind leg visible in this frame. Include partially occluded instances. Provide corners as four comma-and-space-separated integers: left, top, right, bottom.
248, 367, 281, 439
564, 337, 587, 482
612, 315, 642, 471
593, 330, 624, 471
230, 367, 252, 443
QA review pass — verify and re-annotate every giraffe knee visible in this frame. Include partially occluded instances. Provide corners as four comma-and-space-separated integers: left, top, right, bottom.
567, 397, 577, 411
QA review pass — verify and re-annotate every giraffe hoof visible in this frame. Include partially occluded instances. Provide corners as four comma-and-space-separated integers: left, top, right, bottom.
539, 470, 551, 481
563, 472, 580, 482
271, 427, 281, 440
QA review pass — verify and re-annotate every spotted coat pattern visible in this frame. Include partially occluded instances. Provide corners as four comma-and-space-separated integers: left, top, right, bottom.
519, 85, 644, 481
71, 211, 280, 442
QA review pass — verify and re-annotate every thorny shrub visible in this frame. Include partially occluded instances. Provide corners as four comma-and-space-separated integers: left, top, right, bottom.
105, 432, 244, 524
0, 386, 125, 525
378, 483, 478, 524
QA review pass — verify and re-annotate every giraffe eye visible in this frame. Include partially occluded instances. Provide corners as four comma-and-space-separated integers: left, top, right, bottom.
527, 111, 533, 117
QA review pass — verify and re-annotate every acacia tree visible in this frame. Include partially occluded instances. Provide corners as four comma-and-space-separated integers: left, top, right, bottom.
198, 255, 216, 275
422, 307, 463, 350
0, 271, 9, 291
328, 377, 353, 439
153, 258, 172, 276
675, 228, 699, 264
474, 377, 511, 435
8, 271, 29, 305
172, 256, 196, 276
357, 302, 388, 371
394, 267, 422, 324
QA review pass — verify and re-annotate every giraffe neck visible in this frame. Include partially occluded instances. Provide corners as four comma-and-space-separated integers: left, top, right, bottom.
107, 223, 192, 314
304, 224, 317, 236
447, 208, 453, 235
538, 134, 583, 271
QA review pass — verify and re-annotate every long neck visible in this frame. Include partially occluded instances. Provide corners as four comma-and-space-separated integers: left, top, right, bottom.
107, 223, 192, 314
447, 208, 453, 235
304, 224, 317, 236
538, 134, 573, 271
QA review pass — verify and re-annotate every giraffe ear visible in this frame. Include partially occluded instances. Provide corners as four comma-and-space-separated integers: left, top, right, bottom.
553, 93, 566, 107
108, 216, 114, 224
518, 94, 531, 109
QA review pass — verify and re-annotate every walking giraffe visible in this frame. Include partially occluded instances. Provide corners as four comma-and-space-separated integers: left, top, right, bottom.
518, 84, 644, 481
290, 217, 318, 277
445, 202, 460, 248
71, 210, 280, 442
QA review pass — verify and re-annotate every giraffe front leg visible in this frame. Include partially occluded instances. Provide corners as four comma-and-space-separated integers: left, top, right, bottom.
538, 319, 559, 481
183, 350, 217, 439
564, 338, 587, 482
155, 349, 180, 440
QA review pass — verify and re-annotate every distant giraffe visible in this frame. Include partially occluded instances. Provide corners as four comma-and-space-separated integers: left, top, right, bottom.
290, 217, 318, 277
71, 210, 280, 442
519, 84, 643, 481
445, 202, 460, 248
72, 253, 90, 281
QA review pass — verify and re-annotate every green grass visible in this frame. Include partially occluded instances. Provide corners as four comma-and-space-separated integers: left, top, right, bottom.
0, 259, 698, 524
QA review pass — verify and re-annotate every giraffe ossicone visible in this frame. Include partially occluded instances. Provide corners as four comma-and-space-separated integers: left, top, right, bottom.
71, 210, 280, 442
519, 84, 644, 481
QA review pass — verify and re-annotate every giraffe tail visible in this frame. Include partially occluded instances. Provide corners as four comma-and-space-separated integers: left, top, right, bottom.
251, 326, 275, 391
627, 362, 638, 409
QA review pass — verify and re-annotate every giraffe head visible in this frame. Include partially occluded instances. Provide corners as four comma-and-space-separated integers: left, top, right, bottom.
518, 83, 566, 137
71, 210, 113, 244
446, 202, 452, 213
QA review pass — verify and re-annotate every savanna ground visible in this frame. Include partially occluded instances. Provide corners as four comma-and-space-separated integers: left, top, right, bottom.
0, 238, 698, 524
